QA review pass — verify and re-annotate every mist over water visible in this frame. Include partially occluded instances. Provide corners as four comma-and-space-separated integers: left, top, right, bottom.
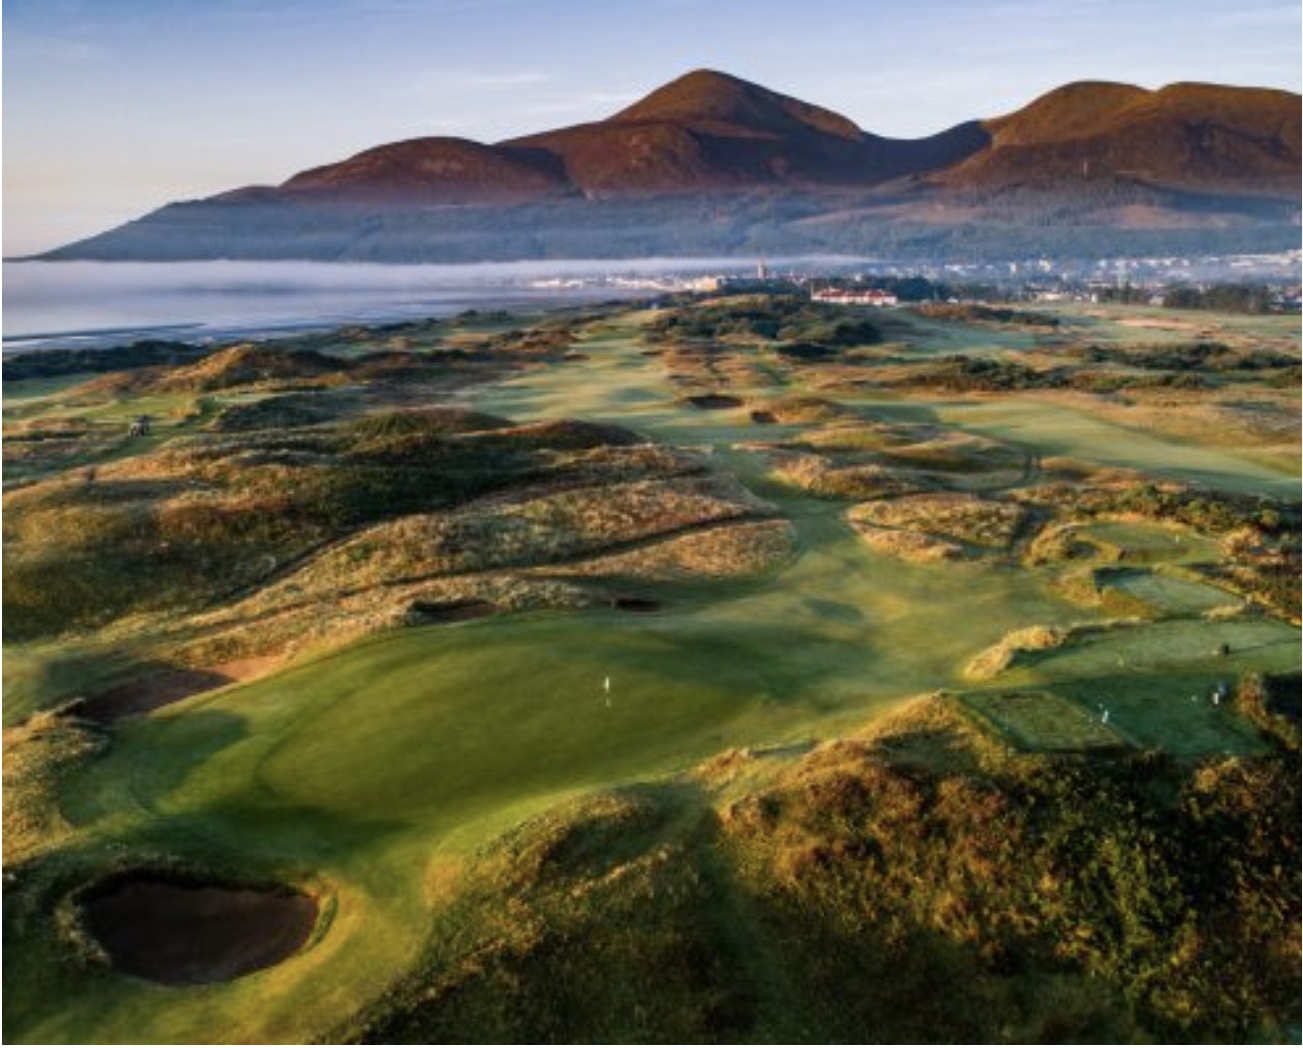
2, 257, 786, 351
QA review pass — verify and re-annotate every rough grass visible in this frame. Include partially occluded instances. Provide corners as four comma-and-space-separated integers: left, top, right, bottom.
341, 699, 1299, 1043
849, 492, 1030, 549
1, 406, 710, 644
196, 470, 781, 659
929, 395, 1298, 500
3, 711, 106, 865
768, 451, 933, 500
762, 415, 1030, 500
748, 395, 860, 425
3, 298, 1297, 1044
533, 518, 797, 582
964, 623, 1077, 680
845, 521, 967, 563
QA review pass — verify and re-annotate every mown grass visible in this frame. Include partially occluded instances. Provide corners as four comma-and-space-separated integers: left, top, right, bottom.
958, 689, 1127, 752
2, 500, 1088, 1042
3, 609, 820, 1042
929, 397, 1299, 499
337, 700, 1299, 1043
971, 617, 1298, 756
3, 300, 1298, 1044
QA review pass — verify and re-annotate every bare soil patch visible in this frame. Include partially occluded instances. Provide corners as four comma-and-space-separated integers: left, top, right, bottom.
82, 875, 318, 985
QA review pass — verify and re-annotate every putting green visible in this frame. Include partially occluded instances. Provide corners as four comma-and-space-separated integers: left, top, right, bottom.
1079, 520, 1224, 565
1097, 568, 1238, 616
958, 689, 1127, 752
981, 617, 1298, 757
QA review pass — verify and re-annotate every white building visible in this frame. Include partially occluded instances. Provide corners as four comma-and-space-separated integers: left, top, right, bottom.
810, 288, 899, 307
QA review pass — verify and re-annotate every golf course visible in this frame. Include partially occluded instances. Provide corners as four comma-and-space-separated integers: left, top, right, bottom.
4, 295, 1299, 1042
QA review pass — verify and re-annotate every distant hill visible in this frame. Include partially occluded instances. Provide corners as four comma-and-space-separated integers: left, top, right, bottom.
38, 69, 1301, 263
506, 69, 989, 197
935, 80, 1301, 197
270, 137, 573, 204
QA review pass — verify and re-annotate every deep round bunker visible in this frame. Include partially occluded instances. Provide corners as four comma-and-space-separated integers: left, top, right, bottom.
82, 874, 319, 985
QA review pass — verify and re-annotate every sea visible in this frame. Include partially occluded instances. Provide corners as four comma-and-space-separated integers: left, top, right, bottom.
1, 258, 767, 353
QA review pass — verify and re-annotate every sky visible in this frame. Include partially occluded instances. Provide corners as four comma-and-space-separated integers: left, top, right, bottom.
4, 0, 1301, 256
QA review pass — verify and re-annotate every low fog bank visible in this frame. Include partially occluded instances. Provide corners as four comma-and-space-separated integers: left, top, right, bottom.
1, 258, 764, 350
2, 255, 882, 350
5, 257, 766, 300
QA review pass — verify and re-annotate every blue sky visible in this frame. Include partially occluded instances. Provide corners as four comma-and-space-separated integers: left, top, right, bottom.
5, 0, 1300, 255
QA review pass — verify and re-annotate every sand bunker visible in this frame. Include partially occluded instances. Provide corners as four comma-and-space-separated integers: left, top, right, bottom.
610, 595, 662, 613
405, 599, 499, 624
683, 394, 743, 410
1117, 317, 1198, 330
74, 668, 234, 723
83, 875, 318, 985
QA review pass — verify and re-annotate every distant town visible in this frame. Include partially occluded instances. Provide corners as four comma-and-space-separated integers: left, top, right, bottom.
527, 249, 1303, 312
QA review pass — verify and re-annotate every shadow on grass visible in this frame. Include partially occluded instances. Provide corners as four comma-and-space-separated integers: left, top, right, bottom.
61, 710, 250, 826
347, 777, 1141, 1043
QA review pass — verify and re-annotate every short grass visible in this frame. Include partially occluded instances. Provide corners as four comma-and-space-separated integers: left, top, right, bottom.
1079, 520, 1224, 565
984, 617, 1298, 756
341, 698, 1299, 1043
1, 372, 101, 409
4, 303, 1299, 1043
5, 511, 1085, 1042
926, 397, 1299, 498
1065, 302, 1303, 354
1096, 568, 1239, 616
1050, 674, 1268, 757
957, 689, 1126, 752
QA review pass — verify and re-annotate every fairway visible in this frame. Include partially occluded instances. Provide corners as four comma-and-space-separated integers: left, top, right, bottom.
36, 483, 1080, 1040
929, 397, 1300, 498
4, 301, 1299, 1043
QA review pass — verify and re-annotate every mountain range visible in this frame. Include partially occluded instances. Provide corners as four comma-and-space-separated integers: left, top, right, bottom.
40, 69, 1302, 263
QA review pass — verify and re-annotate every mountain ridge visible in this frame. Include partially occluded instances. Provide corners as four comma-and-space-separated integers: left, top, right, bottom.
38, 69, 1302, 263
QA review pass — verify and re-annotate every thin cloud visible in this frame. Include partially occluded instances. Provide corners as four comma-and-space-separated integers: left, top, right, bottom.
455, 71, 553, 89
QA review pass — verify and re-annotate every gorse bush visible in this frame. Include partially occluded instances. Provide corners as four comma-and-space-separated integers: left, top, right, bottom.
2, 409, 686, 640
648, 297, 881, 350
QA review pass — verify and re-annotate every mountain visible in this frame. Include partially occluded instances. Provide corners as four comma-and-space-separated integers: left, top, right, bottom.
933, 80, 1301, 197
38, 70, 1301, 263
226, 69, 991, 204
505, 69, 989, 197
270, 137, 572, 204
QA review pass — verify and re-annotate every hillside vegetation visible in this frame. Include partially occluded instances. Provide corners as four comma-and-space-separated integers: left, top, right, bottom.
347, 699, 1300, 1043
